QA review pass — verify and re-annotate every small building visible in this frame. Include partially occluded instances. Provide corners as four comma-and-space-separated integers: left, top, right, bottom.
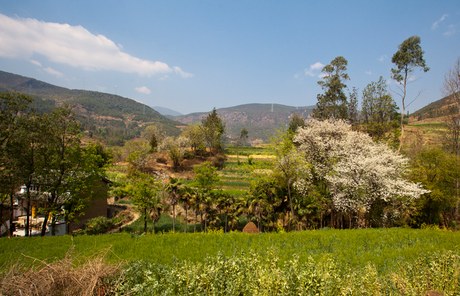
8, 178, 110, 236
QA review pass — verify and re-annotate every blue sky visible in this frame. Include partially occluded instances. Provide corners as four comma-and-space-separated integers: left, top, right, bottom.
0, 1, 459, 114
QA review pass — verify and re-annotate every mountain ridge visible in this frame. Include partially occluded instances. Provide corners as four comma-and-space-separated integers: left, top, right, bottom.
0, 70, 181, 145
173, 103, 315, 142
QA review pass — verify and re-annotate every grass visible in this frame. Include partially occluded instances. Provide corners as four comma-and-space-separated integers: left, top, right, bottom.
1, 228, 459, 275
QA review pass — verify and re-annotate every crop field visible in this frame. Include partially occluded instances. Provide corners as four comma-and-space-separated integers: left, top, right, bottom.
1, 228, 459, 295
219, 146, 275, 196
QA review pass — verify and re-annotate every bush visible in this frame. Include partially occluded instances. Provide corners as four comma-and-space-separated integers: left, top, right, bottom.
84, 216, 115, 235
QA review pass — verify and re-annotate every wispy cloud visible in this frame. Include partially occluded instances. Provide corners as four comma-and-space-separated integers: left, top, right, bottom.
135, 86, 152, 95
365, 70, 372, 76
174, 66, 194, 78
378, 55, 387, 63
0, 13, 192, 78
443, 24, 458, 37
304, 62, 325, 77
432, 14, 448, 30
44, 67, 63, 78
30, 59, 63, 78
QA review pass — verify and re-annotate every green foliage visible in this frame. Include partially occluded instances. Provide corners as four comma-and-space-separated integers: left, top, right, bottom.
313, 56, 350, 120
202, 108, 225, 153
193, 162, 220, 192
82, 216, 115, 235
391, 36, 429, 84
410, 148, 459, 227
391, 35, 429, 137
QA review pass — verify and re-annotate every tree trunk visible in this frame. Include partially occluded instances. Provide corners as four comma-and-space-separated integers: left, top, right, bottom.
25, 187, 31, 237
143, 208, 147, 233
51, 215, 58, 236
0, 202, 3, 237
172, 204, 176, 232
41, 211, 49, 236
9, 192, 14, 237
185, 206, 188, 233
398, 70, 408, 152
287, 180, 294, 231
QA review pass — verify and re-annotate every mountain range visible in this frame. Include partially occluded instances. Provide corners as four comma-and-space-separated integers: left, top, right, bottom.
0, 70, 452, 145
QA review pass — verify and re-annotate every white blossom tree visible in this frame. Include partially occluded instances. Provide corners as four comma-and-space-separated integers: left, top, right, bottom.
294, 118, 428, 226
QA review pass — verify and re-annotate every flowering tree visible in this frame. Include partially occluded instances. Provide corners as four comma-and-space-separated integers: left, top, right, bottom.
294, 118, 427, 227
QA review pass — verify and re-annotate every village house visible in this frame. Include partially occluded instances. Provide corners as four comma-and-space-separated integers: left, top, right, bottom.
0, 178, 110, 236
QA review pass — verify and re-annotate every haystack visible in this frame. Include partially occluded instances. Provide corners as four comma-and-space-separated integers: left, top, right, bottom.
242, 221, 259, 233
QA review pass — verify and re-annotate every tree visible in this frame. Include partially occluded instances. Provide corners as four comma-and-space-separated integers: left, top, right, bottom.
361, 76, 399, 141
129, 173, 162, 233
410, 148, 459, 227
274, 148, 310, 230
160, 136, 188, 170
442, 57, 460, 220
239, 128, 249, 146
288, 114, 305, 134
8, 113, 47, 236
142, 125, 165, 153
313, 56, 350, 120
165, 177, 182, 232
443, 57, 460, 106
347, 87, 359, 125
0, 92, 32, 147
0, 92, 33, 236
294, 118, 428, 227
391, 36, 429, 149
193, 161, 220, 231
201, 108, 225, 153
248, 174, 285, 231
36, 107, 106, 236
182, 123, 206, 154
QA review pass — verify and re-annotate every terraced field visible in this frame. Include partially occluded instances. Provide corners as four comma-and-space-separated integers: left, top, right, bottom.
219, 146, 276, 196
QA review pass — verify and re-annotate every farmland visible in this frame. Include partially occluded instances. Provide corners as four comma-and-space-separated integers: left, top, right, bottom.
1, 228, 459, 295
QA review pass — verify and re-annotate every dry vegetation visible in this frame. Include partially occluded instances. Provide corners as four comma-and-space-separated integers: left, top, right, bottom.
0, 250, 119, 296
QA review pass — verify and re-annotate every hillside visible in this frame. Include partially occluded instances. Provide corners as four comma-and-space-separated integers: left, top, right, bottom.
410, 92, 459, 122
174, 103, 314, 142
0, 70, 181, 145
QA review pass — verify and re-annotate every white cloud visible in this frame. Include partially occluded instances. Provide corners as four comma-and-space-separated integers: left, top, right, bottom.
30, 59, 42, 67
44, 67, 63, 77
30, 59, 63, 77
174, 66, 194, 78
304, 62, 325, 77
432, 14, 448, 30
135, 86, 152, 95
0, 13, 192, 78
365, 70, 372, 76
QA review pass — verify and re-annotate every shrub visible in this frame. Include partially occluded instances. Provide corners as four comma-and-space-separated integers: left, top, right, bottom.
84, 216, 115, 235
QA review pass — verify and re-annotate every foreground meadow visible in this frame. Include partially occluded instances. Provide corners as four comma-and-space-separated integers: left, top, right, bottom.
1, 228, 459, 295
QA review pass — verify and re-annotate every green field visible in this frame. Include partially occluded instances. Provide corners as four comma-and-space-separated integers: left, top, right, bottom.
0, 228, 458, 272
219, 146, 275, 196
1, 228, 459, 295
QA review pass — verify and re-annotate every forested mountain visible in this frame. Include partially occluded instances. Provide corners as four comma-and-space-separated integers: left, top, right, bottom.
174, 103, 314, 142
0, 70, 181, 145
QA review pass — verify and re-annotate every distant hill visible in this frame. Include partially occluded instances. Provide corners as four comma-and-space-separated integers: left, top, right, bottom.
174, 103, 314, 142
153, 106, 182, 117
0, 70, 181, 145
410, 93, 459, 122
